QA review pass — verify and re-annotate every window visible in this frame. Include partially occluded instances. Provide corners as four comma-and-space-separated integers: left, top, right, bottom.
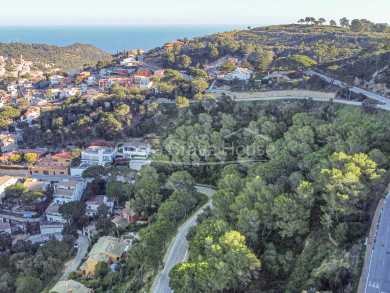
60, 172, 64, 174
53, 159, 58, 162
66, 160, 70, 162
34, 171, 38, 173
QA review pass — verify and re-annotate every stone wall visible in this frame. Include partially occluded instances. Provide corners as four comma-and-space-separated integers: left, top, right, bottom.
228, 90, 336, 99
354, 77, 390, 98
0, 167, 29, 176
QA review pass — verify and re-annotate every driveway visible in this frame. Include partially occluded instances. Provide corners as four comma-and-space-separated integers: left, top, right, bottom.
60, 235, 89, 281
152, 186, 215, 293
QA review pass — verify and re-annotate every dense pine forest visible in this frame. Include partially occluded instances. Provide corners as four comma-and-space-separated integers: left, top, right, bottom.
80, 97, 390, 293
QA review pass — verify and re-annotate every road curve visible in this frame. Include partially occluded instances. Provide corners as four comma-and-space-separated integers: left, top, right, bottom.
305, 70, 390, 108
152, 186, 215, 293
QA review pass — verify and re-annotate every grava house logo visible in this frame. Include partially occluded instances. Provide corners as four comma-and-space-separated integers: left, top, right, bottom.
149, 127, 272, 166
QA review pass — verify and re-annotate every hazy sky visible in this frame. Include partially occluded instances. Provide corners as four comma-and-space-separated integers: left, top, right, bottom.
2, 0, 390, 25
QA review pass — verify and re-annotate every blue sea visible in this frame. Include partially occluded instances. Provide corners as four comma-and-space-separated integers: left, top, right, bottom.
0, 25, 255, 53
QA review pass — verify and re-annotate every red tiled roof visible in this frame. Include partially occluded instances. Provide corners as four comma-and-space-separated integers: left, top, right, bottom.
52, 152, 72, 159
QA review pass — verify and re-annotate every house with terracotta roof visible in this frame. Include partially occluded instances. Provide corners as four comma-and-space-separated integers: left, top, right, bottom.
128, 49, 144, 55
20, 106, 40, 124
228, 57, 240, 65
99, 77, 132, 90
154, 69, 165, 78
59, 77, 75, 86
136, 67, 152, 77
164, 41, 185, 51
30, 151, 72, 176
122, 203, 140, 223
78, 236, 129, 277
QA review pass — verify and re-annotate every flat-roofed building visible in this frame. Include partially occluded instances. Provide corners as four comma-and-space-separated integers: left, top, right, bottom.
45, 203, 67, 223
81, 146, 116, 166
117, 141, 151, 159
53, 180, 87, 204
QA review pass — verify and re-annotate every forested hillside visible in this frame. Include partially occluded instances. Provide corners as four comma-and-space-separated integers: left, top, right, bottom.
149, 20, 390, 91
0, 43, 112, 70
79, 95, 390, 293
155, 99, 390, 293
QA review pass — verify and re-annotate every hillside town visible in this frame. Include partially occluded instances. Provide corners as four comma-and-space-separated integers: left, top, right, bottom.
0, 46, 168, 291
0, 37, 385, 292
0, 42, 260, 246
2, 12, 390, 292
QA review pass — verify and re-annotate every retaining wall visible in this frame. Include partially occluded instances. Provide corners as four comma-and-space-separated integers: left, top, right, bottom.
217, 90, 336, 100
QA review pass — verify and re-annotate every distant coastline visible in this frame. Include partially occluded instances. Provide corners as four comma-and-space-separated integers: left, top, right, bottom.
0, 25, 262, 53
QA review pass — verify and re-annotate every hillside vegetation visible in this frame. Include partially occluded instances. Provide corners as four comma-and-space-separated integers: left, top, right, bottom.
150, 22, 390, 92
0, 43, 112, 70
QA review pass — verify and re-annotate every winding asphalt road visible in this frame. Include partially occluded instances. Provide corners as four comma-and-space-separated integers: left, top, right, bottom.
365, 191, 390, 293
234, 96, 364, 106
305, 70, 390, 110
60, 235, 89, 281
152, 186, 215, 293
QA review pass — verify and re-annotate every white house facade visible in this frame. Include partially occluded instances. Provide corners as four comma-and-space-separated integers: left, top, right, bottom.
45, 203, 67, 223
54, 180, 87, 204
85, 195, 115, 217
118, 141, 151, 159
81, 146, 116, 166
223, 68, 254, 81
0, 176, 18, 201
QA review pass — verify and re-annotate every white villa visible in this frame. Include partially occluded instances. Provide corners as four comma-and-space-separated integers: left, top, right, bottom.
48, 75, 64, 85
117, 141, 151, 159
222, 67, 254, 81
81, 146, 117, 166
